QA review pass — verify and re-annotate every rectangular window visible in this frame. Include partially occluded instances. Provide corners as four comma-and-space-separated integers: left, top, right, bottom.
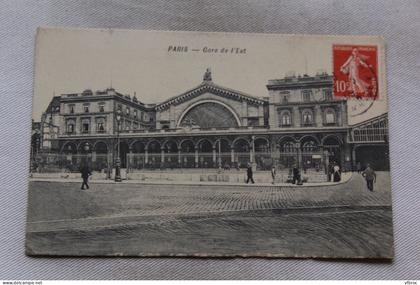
117, 104, 122, 111
134, 110, 137, 119
82, 123, 89, 133
248, 118, 259, 127
97, 122, 105, 132
280, 91, 290, 103
69, 105, 74, 114
323, 89, 333, 101
126, 107, 130, 115
99, 104, 105, 112
84, 106, 89, 113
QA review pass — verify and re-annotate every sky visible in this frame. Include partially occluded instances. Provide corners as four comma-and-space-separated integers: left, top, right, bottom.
33, 28, 388, 124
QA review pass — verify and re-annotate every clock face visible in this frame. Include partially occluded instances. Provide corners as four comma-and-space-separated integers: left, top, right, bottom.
348, 98, 374, 117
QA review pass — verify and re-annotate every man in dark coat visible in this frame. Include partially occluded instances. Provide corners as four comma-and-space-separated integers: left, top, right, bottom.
246, 163, 255, 184
292, 166, 300, 184
80, 165, 92, 190
362, 163, 376, 191
327, 161, 334, 182
271, 165, 276, 184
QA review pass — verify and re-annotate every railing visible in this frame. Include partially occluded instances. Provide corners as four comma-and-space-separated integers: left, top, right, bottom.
127, 152, 233, 170
31, 153, 112, 173
31, 150, 328, 174
127, 152, 273, 170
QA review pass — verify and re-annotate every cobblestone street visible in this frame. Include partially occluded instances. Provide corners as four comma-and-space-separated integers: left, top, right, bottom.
26, 172, 393, 258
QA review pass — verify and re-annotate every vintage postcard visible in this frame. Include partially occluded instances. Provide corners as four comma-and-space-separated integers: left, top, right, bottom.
27, 27, 393, 258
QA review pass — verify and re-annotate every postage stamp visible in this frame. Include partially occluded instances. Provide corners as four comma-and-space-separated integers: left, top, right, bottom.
333, 44, 378, 99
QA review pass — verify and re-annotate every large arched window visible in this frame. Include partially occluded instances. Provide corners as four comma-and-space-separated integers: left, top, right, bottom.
302, 90, 312, 102
302, 140, 318, 152
179, 101, 240, 129
302, 109, 313, 126
279, 141, 296, 153
325, 108, 336, 124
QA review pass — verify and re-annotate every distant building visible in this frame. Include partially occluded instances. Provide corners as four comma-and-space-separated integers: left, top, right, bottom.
39, 96, 61, 150
35, 70, 389, 171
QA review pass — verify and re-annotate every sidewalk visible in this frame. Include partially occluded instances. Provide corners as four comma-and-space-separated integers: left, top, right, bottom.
29, 171, 352, 187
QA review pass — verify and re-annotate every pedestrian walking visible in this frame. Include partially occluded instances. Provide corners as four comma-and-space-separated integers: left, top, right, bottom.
362, 163, 376, 191
327, 161, 334, 182
333, 163, 341, 182
80, 164, 92, 190
246, 163, 255, 184
271, 165, 276, 184
292, 166, 300, 184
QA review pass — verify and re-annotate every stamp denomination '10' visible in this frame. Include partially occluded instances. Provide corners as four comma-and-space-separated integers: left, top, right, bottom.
333, 44, 378, 99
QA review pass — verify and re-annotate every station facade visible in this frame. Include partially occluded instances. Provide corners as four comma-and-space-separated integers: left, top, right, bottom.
34, 70, 389, 173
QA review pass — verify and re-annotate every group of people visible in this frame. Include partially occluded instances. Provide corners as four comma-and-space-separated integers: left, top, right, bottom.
80, 161, 377, 191
245, 163, 302, 185
245, 161, 377, 191
245, 163, 283, 185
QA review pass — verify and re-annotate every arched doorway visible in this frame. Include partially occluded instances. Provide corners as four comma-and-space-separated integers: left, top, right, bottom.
131, 141, 146, 170
233, 138, 250, 168
323, 136, 342, 167
214, 138, 231, 168
180, 140, 195, 168
355, 145, 389, 171
300, 136, 320, 171
197, 139, 213, 168
78, 142, 93, 168
147, 140, 161, 169
163, 140, 178, 168
254, 138, 271, 170
94, 141, 108, 171
61, 142, 78, 171
277, 137, 297, 169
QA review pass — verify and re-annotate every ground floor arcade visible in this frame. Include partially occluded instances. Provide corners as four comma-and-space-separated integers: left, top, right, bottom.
49, 131, 354, 174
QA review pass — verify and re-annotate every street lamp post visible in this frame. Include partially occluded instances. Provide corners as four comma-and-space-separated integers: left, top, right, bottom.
115, 110, 122, 182
251, 135, 256, 164
295, 141, 302, 184
218, 139, 222, 169
83, 142, 90, 167
295, 142, 301, 169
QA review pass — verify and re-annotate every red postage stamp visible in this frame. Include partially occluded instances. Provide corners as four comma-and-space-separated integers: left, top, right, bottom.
333, 44, 378, 99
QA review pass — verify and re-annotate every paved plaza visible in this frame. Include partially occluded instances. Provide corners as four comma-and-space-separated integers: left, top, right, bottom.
26, 172, 393, 258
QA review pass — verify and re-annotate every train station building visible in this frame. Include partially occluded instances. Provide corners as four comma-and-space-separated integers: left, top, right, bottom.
33, 69, 389, 175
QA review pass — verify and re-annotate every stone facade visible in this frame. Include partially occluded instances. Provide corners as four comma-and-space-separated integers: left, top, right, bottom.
34, 70, 389, 172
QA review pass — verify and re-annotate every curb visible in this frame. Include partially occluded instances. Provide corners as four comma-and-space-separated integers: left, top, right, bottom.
29, 172, 353, 188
